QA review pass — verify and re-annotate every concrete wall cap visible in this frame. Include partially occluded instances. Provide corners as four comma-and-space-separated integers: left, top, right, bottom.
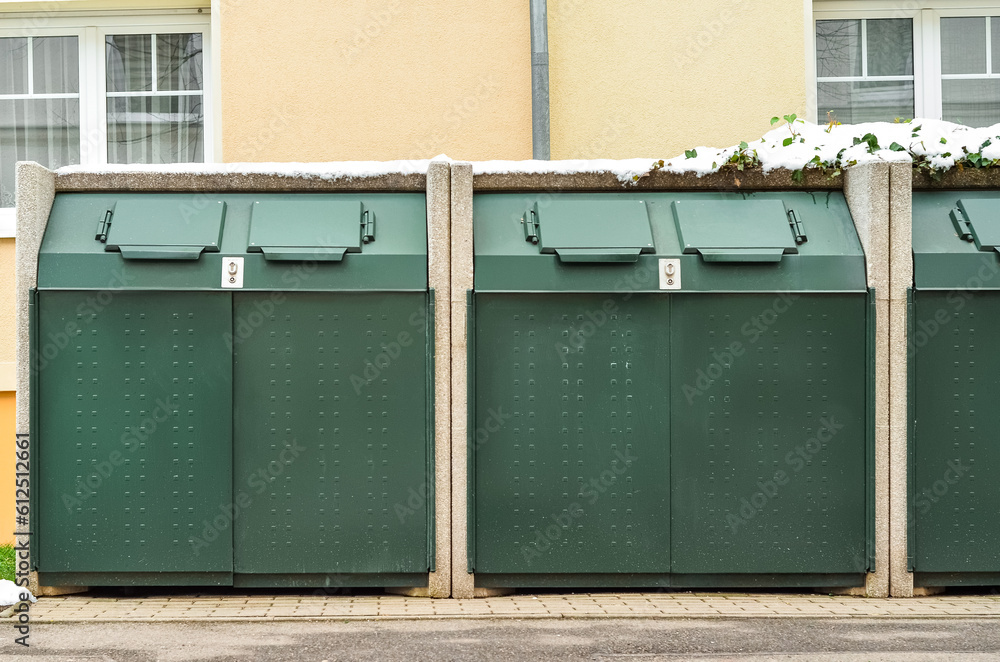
473, 165, 844, 191
54, 164, 430, 193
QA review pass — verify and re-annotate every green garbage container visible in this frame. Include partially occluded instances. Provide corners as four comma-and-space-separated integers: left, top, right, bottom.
469, 191, 873, 589
32, 192, 434, 588
911, 192, 1000, 588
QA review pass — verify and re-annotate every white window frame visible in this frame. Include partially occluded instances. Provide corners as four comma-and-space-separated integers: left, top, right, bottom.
812, 1, 1000, 125
0, 10, 213, 236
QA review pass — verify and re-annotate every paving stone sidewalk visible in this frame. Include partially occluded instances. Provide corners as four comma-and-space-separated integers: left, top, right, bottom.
18, 593, 1000, 622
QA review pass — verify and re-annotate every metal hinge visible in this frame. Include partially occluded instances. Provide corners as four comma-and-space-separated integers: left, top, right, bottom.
950, 206, 974, 242
786, 209, 807, 245
522, 204, 540, 244
95, 209, 113, 243
361, 209, 376, 244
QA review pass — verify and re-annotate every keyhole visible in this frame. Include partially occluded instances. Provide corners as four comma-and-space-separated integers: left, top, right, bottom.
228, 261, 238, 275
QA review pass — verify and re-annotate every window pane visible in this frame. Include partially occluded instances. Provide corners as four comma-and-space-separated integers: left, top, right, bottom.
941, 17, 987, 75
817, 20, 862, 78
0, 37, 28, 95
106, 34, 152, 92
942, 79, 1000, 127
818, 80, 914, 124
867, 19, 912, 76
992, 17, 1000, 73
156, 33, 203, 92
0, 98, 81, 208
33, 36, 79, 94
107, 95, 203, 164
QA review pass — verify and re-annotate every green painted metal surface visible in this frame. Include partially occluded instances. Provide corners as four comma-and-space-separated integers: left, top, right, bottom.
232, 573, 428, 588
36, 291, 234, 576
669, 294, 868, 574
912, 192, 1000, 580
248, 199, 366, 261
232, 292, 430, 576
672, 199, 798, 262
39, 192, 427, 291
104, 199, 226, 260
476, 572, 862, 589
39, 572, 233, 586
907, 288, 915, 573
474, 192, 865, 293
473, 294, 670, 574
913, 191, 1000, 290
35, 191, 431, 587
912, 290, 1000, 573
957, 198, 1000, 252
867, 289, 877, 571
530, 199, 655, 263
471, 191, 870, 585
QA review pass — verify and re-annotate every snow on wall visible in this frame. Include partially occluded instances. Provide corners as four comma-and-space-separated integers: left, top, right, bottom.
53, 120, 1000, 185
475, 119, 1000, 183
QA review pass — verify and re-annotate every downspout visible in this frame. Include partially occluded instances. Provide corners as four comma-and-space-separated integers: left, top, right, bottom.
530, 0, 550, 159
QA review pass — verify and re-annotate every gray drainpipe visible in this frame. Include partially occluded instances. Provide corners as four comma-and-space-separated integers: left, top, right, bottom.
530, 0, 550, 159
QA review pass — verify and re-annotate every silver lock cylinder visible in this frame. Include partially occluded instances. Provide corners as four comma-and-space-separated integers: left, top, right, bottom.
658, 258, 681, 290
222, 257, 244, 289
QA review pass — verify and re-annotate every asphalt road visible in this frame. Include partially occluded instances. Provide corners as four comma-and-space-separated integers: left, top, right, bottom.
2, 618, 1000, 661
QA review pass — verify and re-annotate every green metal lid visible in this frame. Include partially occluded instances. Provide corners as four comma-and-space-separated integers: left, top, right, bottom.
957, 198, 1000, 252
39, 192, 427, 291
913, 193, 1000, 290
473, 191, 865, 293
524, 199, 654, 263
248, 199, 374, 262
103, 199, 226, 260
672, 199, 799, 263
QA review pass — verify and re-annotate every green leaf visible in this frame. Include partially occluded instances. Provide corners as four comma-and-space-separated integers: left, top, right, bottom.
784, 113, 798, 124
712, 162, 717, 169
889, 142, 905, 152
860, 133, 880, 152
770, 117, 780, 126
940, 137, 947, 144
739, 141, 749, 150
782, 137, 794, 147
791, 169, 804, 183
685, 149, 698, 159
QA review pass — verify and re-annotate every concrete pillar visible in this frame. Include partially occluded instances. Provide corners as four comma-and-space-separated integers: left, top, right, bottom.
449, 162, 476, 599
13, 162, 60, 597
888, 162, 914, 597
843, 161, 891, 598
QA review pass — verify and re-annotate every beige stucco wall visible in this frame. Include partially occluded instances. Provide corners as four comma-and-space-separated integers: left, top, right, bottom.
220, 0, 533, 162
547, 0, 807, 159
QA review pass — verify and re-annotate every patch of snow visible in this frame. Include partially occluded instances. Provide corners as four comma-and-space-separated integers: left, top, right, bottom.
473, 158, 660, 183
0, 579, 35, 606
473, 119, 1000, 183
52, 120, 1000, 184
